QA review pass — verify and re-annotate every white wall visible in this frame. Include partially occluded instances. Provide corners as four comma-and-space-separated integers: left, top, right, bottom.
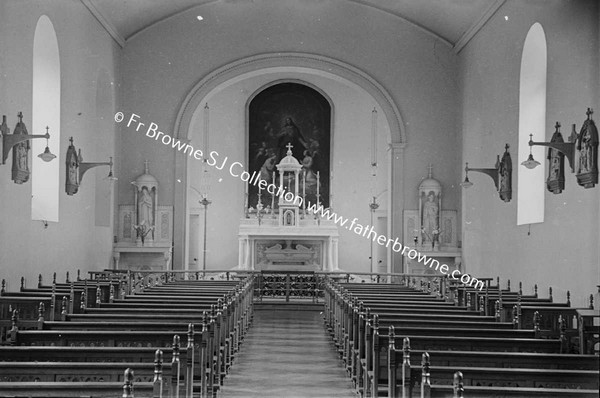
186, 69, 390, 272
0, 0, 120, 289
119, 0, 461, 270
459, 0, 599, 306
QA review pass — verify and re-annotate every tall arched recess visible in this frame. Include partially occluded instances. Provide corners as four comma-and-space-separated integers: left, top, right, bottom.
518, 23, 546, 226
172, 53, 406, 269
32, 15, 60, 222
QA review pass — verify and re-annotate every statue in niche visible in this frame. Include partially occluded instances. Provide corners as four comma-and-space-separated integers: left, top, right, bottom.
575, 109, 598, 188
418, 164, 442, 249
138, 187, 154, 227
132, 160, 158, 245
65, 137, 80, 196
11, 112, 30, 184
283, 210, 295, 226
422, 191, 439, 236
547, 122, 565, 194
498, 145, 512, 202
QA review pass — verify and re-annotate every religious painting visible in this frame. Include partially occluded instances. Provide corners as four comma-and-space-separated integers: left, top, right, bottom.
575, 109, 598, 188
547, 123, 565, 194
248, 82, 331, 211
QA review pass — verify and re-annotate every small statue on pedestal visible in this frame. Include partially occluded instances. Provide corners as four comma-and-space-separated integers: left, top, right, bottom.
418, 164, 442, 251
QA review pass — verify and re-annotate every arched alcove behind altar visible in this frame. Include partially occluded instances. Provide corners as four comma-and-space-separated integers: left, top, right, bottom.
183, 67, 394, 273
247, 82, 332, 211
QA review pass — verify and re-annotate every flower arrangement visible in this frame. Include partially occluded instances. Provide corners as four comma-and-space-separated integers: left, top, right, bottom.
133, 221, 154, 246
420, 227, 441, 250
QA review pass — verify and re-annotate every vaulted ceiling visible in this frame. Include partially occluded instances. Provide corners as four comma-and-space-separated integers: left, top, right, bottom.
81, 0, 505, 52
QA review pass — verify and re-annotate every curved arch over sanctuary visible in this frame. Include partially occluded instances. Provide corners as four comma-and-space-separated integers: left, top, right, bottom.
177, 53, 403, 274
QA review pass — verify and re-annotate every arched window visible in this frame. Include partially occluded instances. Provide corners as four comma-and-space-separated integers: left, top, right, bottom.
517, 23, 546, 225
32, 15, 60, 222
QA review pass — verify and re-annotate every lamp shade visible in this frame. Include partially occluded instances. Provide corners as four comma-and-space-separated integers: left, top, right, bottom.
521, 153, 540, 169
38, 145, 56, 162
460, 176, 474, 188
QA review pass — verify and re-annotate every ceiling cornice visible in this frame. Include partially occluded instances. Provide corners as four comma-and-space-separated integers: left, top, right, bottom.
454, 0, 506, 54
80, 0, 505, 53
127, 1, 218, 42
80, 0, 125, 48
346, 0, 454, 48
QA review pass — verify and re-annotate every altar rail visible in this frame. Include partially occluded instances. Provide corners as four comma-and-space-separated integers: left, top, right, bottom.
85, 270, 490, 303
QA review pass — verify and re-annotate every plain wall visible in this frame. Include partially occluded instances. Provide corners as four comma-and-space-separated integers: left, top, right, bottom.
0, 0, 120, 289
459, 0, 600, 307
118, 0, 461, 270
186, 70, 391, 272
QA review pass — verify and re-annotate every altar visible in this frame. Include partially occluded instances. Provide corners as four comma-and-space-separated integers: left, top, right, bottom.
113, 161, 173, 271
402, 165, 462, 274
238, 218, 338, 271
237, 143, 339, 271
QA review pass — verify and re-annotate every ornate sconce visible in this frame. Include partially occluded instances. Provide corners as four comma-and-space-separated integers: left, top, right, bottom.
65, 137, 114, 195
524, 108, 598, 189
461, 144, 512, 202
0, 113, 55, 184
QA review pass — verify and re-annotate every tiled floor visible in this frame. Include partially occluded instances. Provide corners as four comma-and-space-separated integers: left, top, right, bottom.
220, 309, 356, 398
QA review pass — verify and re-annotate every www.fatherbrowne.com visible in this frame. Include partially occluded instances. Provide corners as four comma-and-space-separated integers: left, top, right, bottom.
118, 111, 484, 291
305, 202, 484, 291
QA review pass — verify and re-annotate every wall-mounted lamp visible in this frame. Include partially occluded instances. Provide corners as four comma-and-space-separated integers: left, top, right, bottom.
38, 127, 56, 163
521, 132, 542, 170
0, 112, 54, 164
524, 108, 598, 188
65, 136, 114, 195
461, 144, 512, 202
78, 152, 114, 184
525, 122, 576, 171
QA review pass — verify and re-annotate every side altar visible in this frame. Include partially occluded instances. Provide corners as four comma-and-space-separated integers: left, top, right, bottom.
238, 144, 339, 271
113, 161, 173, 271
403, 165, 461, 274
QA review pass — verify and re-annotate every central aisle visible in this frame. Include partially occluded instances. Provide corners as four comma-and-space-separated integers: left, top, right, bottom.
220, 307, 356, 398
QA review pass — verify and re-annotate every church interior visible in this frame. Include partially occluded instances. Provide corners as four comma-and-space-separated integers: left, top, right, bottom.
0, 0, 599, 397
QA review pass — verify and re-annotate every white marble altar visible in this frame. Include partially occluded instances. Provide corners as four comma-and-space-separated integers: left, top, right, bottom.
239, 144, 339, 271
238, 218, 338, 271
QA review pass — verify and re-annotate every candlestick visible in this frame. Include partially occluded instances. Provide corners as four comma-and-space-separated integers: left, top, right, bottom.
271, 171, 275, 217
258, 183, 262, 202
244, 185, 249, 218
302, 170, 306, 217
316, 171, 320, 208
371, 107, 377, 167
203, 103, 210, 161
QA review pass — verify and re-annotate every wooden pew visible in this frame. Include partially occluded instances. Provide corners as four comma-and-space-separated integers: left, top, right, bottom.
0, 350, 175, 398
1, 274, 255, 398
324, 278, 585, 398
326, 277, 599, 398
387, 332, 600, 398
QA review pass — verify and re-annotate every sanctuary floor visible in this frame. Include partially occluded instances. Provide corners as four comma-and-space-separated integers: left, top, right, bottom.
220, 307, 356, 398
